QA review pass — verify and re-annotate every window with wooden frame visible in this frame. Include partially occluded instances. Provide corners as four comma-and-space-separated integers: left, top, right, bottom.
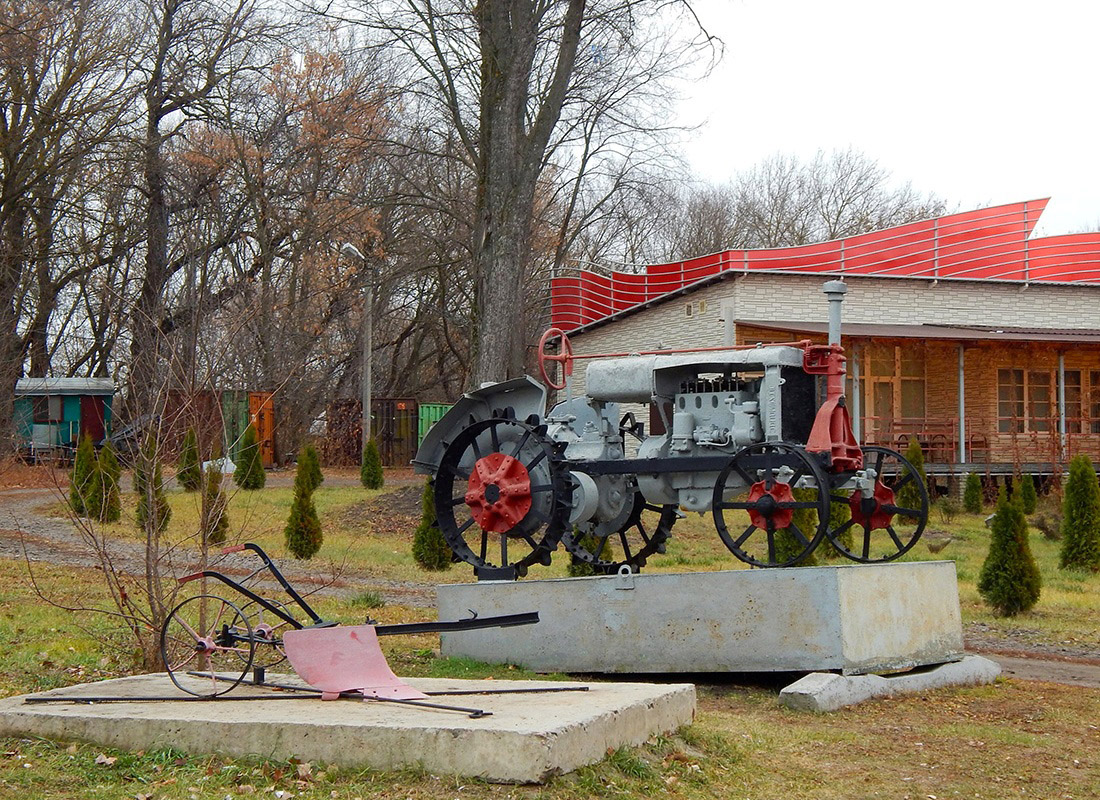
32, 396, 62, 424
997, 369, 1024, 433
859, 343, 926, 432
1064, 370, 1082, 434
998, 368, 1084, 434
1090, 371, 1100, 434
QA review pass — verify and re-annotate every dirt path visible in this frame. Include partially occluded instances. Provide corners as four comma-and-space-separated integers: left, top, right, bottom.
0, 487, 437, 608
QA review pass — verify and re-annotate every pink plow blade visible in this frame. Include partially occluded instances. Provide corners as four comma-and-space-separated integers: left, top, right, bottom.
283, 625, 428, 701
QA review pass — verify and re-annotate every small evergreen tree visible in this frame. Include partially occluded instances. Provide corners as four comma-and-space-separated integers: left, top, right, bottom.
566, 528, 603, 577
177, 427, 202, 491
88, 442, 122, 523
134, 435, 171, 534
1059, 454, 1100, 571
300, 443, 323, 493
412, 479, 452, 571
898, 437, 926, 512
773, 487, 820, 566
1018, 473, 1038, 515
233, 424, 265, 490
978, 487, 1041, 615
70, 434, 96, 516
284, 456, 322, 559
360, 437, 383, 489
963, 473, 983, 514
200, 465, 229, 545
821, 493, 853, 560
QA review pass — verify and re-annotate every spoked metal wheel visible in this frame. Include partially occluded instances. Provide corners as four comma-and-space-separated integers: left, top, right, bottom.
562, 480, 678, 574
433, 415, 571, 579
161, 594, 255, 697
712, 442, 829, 567
233, 598, 293, 670
826, 445, 929, 562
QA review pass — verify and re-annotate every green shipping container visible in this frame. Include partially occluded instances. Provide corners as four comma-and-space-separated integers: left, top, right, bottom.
418, 403, 453, 444
221, 391, 251, 462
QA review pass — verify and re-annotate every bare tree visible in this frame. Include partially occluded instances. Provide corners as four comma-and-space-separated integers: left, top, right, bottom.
126, 0, 274, 416
352, 0, 714, 385
0, 0, 135, 449
733, 149, 948, 248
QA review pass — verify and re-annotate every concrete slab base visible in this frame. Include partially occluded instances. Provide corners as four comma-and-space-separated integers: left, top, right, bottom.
778, 655, 1002, 711
0, 674, 695, 784
439, 562, 965, 675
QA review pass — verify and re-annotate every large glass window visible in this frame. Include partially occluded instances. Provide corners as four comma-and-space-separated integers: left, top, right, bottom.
998, 369, 1024, 433
1028, 371, 1051, 432
1065, 370, 1082, 434
1091, 371, 1100, 434
858, 343, 926, 441
32, 396, 62, 424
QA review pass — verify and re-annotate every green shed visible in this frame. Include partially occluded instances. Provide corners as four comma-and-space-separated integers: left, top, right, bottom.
418, 403, 453, 444
14, 377, 114, 457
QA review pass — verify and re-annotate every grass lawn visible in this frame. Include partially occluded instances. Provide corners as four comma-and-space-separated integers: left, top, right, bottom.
1, 556, 1099, 799
37, 469, 1100, 648
5, 470, 1098, 797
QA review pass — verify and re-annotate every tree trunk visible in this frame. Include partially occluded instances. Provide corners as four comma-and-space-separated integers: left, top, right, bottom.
0, 209, 29, 451
471, 0, 585, 387
128, 100, 169, 418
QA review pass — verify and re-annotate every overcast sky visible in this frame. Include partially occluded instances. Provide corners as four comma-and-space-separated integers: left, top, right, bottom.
677, 0, 1100, 236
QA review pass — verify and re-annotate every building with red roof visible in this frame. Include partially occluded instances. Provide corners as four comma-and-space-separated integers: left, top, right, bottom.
549, 200, 1100, 477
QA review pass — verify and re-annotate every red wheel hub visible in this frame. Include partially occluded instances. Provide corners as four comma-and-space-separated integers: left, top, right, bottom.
747, 481, 794, 529
464, 453, 533, 533
849, 481, 895, 529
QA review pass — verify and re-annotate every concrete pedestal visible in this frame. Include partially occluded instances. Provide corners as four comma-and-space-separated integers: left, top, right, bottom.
0, 675, 695, 784
438, 562, 964, 675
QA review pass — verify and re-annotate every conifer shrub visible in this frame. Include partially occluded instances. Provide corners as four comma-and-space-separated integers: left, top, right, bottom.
1059, 454, 1100, 571
233, 424, 265, 490
134, 435, 171, 534
201, 465, 230, 545
1018, 472, 1038, 515
773, 487, 820, 566
300, 443, 323, 493
360, 437, 383, 489
566, 529, 603, 577
70, 434, 96, 516
898, 437, 926, 512
978, 487, 1041, 615
963, 473, 983, 514
285, 457, 322, 559
412, 479, 452, 571
89, 442, 122, 523
177, 428, 202, 491
820, 493, 853, 560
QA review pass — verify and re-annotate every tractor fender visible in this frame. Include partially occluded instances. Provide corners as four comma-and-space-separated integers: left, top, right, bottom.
412, 376, 547, 474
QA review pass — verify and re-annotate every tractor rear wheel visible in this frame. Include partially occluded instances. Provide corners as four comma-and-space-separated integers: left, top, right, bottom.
433, 415, 570, 579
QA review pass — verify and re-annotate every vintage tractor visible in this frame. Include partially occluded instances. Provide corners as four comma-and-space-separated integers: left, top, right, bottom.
413, 282, 929, 580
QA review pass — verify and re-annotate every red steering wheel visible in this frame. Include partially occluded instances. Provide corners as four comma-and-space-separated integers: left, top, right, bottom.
538, 328, 574, 390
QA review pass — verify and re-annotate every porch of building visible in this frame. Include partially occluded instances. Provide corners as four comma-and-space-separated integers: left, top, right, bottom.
735, 320, 1100, 477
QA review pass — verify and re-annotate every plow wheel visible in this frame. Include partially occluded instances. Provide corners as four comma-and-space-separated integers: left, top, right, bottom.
711, 442, 829, 567
826, 445, 928, 562
160, 594, 255, 697
234, 598, 293, 670
434, 415, 570, 579
562, 481, 678, 574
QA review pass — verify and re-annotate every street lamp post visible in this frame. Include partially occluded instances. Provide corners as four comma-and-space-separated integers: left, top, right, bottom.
340, 243, 371, 448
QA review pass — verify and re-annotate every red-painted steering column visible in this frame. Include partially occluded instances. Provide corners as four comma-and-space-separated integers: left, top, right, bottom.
538, 328, 573, 390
